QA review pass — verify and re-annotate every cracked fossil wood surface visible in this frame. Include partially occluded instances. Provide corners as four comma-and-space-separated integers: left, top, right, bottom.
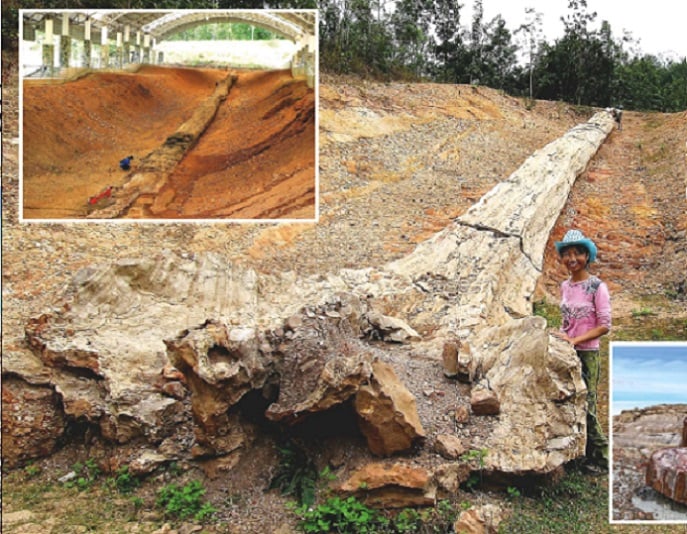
5, 111, 616, 476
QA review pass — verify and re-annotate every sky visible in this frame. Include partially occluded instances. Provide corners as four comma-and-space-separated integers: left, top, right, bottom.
470, 0, 687, 60
611, 343, 687, 414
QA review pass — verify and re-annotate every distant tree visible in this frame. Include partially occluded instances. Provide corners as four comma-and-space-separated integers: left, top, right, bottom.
390, 0, 431, 78
515, 7, 544, 102
479, 15, 517, 90
468, 0, 484, 84
431, 0, 468, 83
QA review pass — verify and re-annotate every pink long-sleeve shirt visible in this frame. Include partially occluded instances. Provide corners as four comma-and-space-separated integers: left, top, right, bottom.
559, 276, 612, 350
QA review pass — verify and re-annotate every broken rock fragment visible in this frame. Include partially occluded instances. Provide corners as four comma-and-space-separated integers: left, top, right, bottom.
339, 462, 434, 508
435, 434, 466, 459
354, 360, 426, 456
470, 388, 501, 416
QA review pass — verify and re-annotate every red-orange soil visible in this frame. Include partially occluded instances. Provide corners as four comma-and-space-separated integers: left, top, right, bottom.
21, 66, 315, 220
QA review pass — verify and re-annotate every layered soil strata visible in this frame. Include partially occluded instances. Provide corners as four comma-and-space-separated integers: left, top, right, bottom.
22, 66, 315, 220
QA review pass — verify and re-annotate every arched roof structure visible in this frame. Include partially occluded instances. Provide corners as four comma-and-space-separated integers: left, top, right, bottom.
22, 10, 316, 44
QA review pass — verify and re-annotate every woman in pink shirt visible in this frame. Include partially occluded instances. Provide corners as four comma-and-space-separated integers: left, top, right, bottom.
553, 229, 611, 472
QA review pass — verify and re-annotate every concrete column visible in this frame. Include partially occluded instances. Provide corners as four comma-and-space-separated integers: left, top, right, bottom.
151, 38, 157, 65
306, 51, 315, 88
116, 31, 123, 68
123, 25, 131, 65
82, 18, 92, 68
100, 27, 109, 68
304, 35, 316, 88
42, 17, 55, 76
133, 31, 141, 63
291, 47, 304, 78
142, 34, 150, 63
59, 15, 71, 71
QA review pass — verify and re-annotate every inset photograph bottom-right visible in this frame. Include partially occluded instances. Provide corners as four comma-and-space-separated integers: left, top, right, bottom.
610, 341, 687, 524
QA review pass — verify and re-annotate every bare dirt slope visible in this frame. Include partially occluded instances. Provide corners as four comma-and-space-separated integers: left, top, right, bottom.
21, 66, 315, 220
3, 59, 687, 533
150, 69, 315, 220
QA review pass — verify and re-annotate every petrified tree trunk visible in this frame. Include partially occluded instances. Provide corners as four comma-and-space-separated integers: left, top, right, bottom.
3, 111, 616, 475
88, 74, 238, 219
647, 448, 687, 506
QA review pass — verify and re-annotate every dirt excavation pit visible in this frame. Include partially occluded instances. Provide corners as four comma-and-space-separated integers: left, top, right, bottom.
22, 66, 316, 220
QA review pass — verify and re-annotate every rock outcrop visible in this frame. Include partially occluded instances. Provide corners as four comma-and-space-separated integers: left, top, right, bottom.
644, 414, 687, 506
3, 111, 616, 484
646, 448, 687, 506
612, 404, 687, 520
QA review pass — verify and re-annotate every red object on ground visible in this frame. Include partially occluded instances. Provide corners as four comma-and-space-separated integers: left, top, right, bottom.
88, 186, 113, 205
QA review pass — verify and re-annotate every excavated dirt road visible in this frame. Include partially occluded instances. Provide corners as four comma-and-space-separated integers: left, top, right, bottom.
21, 66, 315, 220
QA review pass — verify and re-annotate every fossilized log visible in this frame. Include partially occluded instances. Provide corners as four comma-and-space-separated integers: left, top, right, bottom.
88, 74, 238, 219
4, 111, 616, 474
647, 447, 687, 505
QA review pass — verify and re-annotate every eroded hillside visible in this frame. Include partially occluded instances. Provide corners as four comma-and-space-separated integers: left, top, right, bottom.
3, 61, 687, 532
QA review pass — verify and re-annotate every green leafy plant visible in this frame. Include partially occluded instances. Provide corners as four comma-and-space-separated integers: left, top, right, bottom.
460, 448, 489, 491
111, 465, 140, 494
394, 508, 422, 533
269, 442, 320, 507
391, 500, 457, 533
24, 464, 41, 478
506, 486, 521, 499
64, 458, 102, 491
295, 496, 390, 534
460, 448, 488, 466
155, 480, 216, 521
631, 307, 654, 317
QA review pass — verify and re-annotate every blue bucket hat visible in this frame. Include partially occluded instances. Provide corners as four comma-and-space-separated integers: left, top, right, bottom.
555, 229, 598, 263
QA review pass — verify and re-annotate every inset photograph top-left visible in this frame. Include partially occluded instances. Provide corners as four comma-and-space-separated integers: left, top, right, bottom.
20, 9, 317, 222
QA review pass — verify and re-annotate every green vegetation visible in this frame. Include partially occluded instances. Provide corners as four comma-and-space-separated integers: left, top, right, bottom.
23, 463, 41, 478
269, 441, 321, 506
460, 448, 489, 491
63, 458, 102, 491
498, 467, 605, 533
167, 22, 283, 41
294, 496, 390, 533
533, 299, 562, 328
292, 497, 458, 534
110, 465, 141, 495
319, 0, 687, 111
155, 480, 216, 521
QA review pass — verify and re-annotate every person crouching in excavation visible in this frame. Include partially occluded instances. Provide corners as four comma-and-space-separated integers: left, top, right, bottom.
119, 155, 134, 171
552, 229, 611, 472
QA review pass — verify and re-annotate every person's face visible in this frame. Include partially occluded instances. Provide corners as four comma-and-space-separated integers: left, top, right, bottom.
559, 246, 589, 274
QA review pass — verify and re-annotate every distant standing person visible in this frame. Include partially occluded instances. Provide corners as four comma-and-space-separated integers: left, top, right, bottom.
612, 106, 623, 131
552, 229, 611, 472
119, 155, 134, 171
